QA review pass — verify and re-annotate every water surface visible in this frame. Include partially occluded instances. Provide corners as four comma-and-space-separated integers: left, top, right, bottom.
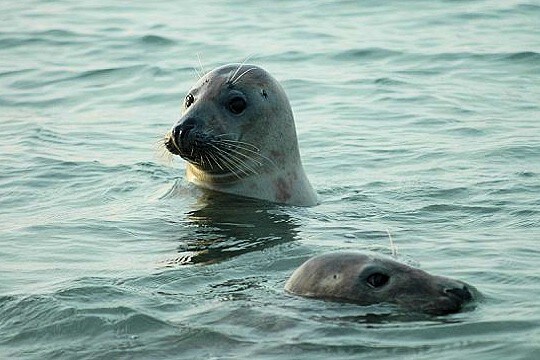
1, 1, 539, 359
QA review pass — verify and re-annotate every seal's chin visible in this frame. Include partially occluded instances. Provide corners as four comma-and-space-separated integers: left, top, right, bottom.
165, 124, 198, 158
407, 291, 474, 316
419, 299, 461, 316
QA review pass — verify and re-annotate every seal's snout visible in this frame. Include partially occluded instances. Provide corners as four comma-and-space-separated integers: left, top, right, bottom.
179, 117, 203, 142
166, 117, 203, 156
171, 122, 182, 141
429, 282, 474, 314
444, 284, 473, 303
173, 118, 197, 147
164, 129, 181, 156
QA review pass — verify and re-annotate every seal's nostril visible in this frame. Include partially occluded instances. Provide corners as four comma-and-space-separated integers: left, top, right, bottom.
173, 118, 201, 142
172, 125, 181, 140
179, 124, 195, 142
171, 117, 201, 145
445, 285, 473, 302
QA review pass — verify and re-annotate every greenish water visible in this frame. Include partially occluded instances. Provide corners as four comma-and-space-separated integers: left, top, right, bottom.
1, 1, 539, 359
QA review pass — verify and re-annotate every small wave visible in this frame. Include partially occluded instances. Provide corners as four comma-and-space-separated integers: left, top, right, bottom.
422, 186, 471, 200
374, 77, 408, 86
516, 171, 535, 178
0, 69, 33, 79
25, 125, 75, 146
0, 31, 80, 49
504, 51, 540, 61
516, 3, 540, 12
37, 29, 80, 38
0, 290, 177, 358
486, 144, 540, 161
419, 50, 540, 65
74, 65, 145, 81
333, 47, 403, 61
445, 127, 486, 137
268, 50, 314, 62
139, 34, 176, 46
419, 204, 500, 214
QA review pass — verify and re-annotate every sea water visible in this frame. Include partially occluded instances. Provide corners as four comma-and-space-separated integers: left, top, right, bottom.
1, 1, 539, 359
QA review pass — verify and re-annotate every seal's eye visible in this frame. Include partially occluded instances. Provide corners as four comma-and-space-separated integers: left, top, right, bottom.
228, 96, 247, 115
366, 273, 389, 288
185, 93, 194, 108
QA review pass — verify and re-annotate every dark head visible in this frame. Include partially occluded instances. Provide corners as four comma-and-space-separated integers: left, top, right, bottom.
285, 252, 475, 315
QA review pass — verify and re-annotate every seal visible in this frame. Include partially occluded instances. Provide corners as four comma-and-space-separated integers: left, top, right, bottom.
164, 64, 317, 206
285, 252, 475, 315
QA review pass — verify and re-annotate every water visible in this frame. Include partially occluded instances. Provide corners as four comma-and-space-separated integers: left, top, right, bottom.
1, 0, 539, 358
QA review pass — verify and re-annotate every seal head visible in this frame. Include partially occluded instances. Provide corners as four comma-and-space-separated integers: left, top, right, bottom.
165, 64, 317, 206
285, 252, 475, 315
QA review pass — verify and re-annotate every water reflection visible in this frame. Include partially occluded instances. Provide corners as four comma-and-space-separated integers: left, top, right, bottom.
169, 190, 301, 265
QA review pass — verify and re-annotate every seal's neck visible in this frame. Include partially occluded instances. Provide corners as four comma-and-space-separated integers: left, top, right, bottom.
186, 159, 318, 206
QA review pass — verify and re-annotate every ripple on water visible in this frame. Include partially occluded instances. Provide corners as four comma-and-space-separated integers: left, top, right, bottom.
0, 290, 185, 358
1, 0, 540, 359
139, 34, 176, 47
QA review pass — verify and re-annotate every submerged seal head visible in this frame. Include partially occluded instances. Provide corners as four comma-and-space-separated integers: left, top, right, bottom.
165, 64, 317, 206
285, 252, 475, 315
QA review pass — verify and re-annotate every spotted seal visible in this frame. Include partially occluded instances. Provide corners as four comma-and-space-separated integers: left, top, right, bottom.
165, 64, 317, 206
285, 252, 475, 315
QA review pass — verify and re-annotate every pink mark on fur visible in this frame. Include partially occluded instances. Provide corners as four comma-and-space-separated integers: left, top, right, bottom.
270, 150, 286, 163
275, 177, 292, 203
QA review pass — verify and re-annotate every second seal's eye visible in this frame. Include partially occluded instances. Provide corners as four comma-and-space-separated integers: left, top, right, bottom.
185, 93, 194, 108
228, 97, 247, 115
366, 273, 389, 288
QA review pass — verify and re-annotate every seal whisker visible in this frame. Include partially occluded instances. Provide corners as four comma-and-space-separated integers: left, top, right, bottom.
209, 150, 238, 177
386, 229, 399, 259
201, 154, 211, 169
216, 135, 259, 149
214, 137, 262, 155
155, 137, 175, 164
227, 67, 242, 84
208, 142, 243, 169
218, 141, 262, 156
210, 144, 259, 176
211, 141, 264, 170
207, 154, 219, 171
231, 67, 257, 86
197, 53, 206, 77
208, 152, 225, 171
227, 56, 253, 84
204, 131, 254, 149
220, 154, 250, 178
211, 150, 245, 179
162, 130, 183, 156
217, 140, 277, 169
213, 142, 264, 167
209, 143, 260, 176
156, 136, 167, 151
217, 138, 261, 152
197, 141, 221, 172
